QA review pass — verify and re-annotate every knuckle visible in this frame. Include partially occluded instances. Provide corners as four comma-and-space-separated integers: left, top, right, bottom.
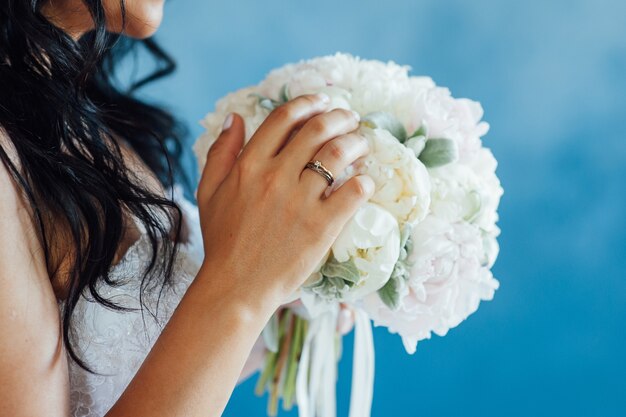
346, 132, 365, 146
326, 140, 346, 161
236, 154, 256, 177
335, 108, 357, 124
351, 178, 369, 198
355, 132, 369, 145
297, 94, 320, 107
272, 103, 297, 123
207, 139, 226, 156
307, 116, 331, 136
353, 133, 370, 153
336, 108, 353, 118
272, 93, 318, 122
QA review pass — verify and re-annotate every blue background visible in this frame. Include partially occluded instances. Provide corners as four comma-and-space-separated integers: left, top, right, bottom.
138, 0, 626, 416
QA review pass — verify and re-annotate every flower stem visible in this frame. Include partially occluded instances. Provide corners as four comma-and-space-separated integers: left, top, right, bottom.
283, 314, 306, 410
255, 349, 278, 396
269, 310, 295, 415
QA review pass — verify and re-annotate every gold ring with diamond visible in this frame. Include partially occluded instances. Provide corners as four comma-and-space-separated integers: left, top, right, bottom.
304, 160, 334, 186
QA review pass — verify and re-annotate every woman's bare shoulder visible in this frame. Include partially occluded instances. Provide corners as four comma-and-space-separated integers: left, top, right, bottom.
0, 129, 70, 415
0, 128, 40, 255
0, 128, 52, 294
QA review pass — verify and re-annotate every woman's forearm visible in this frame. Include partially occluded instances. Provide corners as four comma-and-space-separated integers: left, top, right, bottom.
105, 261, 279, 417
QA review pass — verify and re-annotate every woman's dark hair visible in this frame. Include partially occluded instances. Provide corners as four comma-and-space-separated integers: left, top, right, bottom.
0, 0, 194, 373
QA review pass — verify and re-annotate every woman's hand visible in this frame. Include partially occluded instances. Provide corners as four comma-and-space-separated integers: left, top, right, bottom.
108, 94, 372, 417
110, 96, 373, 415
196, 93, 374, 310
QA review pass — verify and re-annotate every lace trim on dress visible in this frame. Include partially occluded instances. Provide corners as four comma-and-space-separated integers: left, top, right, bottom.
59, 183, 205, 417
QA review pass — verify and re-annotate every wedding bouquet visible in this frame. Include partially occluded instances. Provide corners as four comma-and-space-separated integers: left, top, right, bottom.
192, 52, 503, 417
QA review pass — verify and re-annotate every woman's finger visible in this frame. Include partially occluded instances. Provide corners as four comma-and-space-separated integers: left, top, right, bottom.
299, 132, 369, 198
196, 113, 245, 205
277, 108, 360, 172
322, 174, 375, 231
241, 93, 331, 159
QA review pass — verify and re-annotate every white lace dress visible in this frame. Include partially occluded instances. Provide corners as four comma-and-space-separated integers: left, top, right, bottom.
57, 184, 207, 417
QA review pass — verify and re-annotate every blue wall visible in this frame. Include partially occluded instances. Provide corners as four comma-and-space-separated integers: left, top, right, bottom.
140, 1, 626, 415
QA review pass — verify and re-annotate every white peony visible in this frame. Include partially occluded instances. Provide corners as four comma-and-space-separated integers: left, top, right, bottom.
408, 86, 489, 163
356, 126, 431, 227
427, 146, 503, 235
301, 202, 400, 316
465, 147, 504, 235
332, 203, 401, 300
258, 53, 418, 119
363, 215, 499, 354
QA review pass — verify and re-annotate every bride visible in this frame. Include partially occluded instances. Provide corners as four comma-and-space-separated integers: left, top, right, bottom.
0, 0, 374, 416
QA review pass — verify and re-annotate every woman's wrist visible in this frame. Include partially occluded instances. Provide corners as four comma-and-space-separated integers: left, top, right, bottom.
107, 259, 279, 417
193, 260, 282, 327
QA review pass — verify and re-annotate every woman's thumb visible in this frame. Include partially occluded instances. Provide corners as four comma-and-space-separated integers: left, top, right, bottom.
197, 113, 245, 203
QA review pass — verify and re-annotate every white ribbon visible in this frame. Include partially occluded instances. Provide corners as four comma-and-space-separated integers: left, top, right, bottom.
297, 308, 338, 417
296, 306, 375, 417
348, 308, 374, 417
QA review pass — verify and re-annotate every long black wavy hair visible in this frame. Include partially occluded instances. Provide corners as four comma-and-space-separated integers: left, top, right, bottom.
0, 0, 194, 373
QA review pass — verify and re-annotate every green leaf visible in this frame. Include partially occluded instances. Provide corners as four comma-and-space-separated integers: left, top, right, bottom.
408, 122, 428, 139
259, 98, 277, 111
405, 135, 426, 158
279, 84, 290, 103
362, 111, 408, 143
418, 138, 459, 168
378, 277, 401, 310
320, 253, 360, 283
247, 92, 283, 111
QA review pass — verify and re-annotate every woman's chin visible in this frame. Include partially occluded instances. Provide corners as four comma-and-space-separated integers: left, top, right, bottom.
109, 2, 165, 39
124, 19, 163, 39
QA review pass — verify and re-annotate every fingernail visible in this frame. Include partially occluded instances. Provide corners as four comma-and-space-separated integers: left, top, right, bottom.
317, 93, 330, 104
222, 113, 234, 131
351, 110, 361, 122
360, 175, 375, 195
